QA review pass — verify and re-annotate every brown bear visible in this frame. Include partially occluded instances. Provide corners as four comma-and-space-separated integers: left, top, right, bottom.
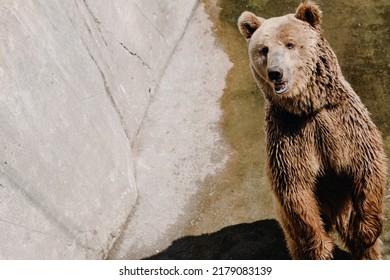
238, 1, 387, 259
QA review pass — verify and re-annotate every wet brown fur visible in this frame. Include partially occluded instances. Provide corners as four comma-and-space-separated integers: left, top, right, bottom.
238, 1, 387, 259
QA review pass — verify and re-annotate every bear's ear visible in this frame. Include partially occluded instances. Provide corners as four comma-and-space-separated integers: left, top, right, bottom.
295, 1, 322, 28
238, 11, 264, 39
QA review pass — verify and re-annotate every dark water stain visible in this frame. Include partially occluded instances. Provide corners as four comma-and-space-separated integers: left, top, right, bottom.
184, 0, 390, 259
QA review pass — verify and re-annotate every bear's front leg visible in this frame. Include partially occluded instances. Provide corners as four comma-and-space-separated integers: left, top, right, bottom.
266, 130, 334, 259
273, 185, 334, 260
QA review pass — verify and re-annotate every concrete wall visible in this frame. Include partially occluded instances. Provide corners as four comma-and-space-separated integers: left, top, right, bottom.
109, 3, 232, 259
0, 0, 198, 259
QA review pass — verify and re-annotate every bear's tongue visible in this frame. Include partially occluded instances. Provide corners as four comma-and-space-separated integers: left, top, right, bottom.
274, 82, 287, 94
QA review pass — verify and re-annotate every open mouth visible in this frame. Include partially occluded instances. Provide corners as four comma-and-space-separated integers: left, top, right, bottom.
273, 81, 290, 94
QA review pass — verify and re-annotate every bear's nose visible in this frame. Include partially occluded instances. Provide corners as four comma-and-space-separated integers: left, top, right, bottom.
268, 68, 283, 81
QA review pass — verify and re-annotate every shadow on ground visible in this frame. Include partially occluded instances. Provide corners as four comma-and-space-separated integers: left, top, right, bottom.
145, 219, 351, 260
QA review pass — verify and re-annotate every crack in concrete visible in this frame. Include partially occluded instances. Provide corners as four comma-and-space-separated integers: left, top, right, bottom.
104, 198, 141, 259
105, 0, 201, 259
73, 1, 139, 258
119, 42, 152, 71
130, 1, 200, 150
74, 0, 200, 259
81, 0, 109, 50
74, 0, 132, 143
82, 0, 101, 25
80, 44, 138, 259
84, 44, 132, 142
82, 0, 154, 75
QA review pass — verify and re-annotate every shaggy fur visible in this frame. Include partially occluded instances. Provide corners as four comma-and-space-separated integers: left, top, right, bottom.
238, 1, 387, 259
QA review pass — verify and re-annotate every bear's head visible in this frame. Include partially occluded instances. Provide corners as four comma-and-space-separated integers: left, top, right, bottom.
238, 1, 338, 115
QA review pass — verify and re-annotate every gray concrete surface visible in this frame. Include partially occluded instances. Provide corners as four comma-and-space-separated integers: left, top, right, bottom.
109, 3, 232, 259
0, 0, 229, 259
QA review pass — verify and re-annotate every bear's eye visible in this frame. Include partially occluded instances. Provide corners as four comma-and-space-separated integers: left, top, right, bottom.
258, 46, 269, 56
286, 42, 295, 49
